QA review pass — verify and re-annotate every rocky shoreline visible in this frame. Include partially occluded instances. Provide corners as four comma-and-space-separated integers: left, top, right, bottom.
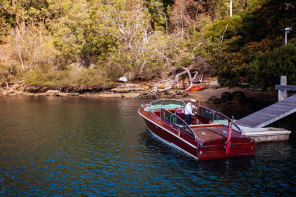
0, 82, 278, 106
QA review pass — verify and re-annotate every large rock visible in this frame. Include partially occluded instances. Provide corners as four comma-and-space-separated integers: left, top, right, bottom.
46, 90, 62, 96
207, 96, 222, 104
231, 91, 246, 104
221, 92, 233, 103
23, 84, 116, 93
111, 83, 148, 93
2, 89, 15, 96
24, 85, 49, 93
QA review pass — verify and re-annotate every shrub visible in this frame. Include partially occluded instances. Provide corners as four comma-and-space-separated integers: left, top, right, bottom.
247, 40, 296, 89
70, 67, 109, 86
0, 63, 10, 84
25, 64, 110, 86
24, 65, 69, 85
212, 36, 284, 87
204, 15, 244, 54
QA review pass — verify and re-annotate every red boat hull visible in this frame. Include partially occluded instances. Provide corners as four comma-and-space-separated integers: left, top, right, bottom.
143, 118, 199, 159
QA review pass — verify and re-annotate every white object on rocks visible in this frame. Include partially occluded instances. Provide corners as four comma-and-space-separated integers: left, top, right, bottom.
118, 76, 128, 83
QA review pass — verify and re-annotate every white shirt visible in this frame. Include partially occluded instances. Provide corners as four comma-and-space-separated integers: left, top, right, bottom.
185, 102, 196, 115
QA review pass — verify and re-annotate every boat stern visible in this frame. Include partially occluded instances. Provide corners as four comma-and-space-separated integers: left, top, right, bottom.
197, 138, 255, 160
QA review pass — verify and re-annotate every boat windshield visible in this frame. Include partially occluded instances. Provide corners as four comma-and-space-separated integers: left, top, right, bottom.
199, 106, 243, 134
149, 99, 185, 111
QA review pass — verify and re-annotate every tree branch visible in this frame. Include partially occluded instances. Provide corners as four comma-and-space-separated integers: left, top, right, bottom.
221, 22, 229, 42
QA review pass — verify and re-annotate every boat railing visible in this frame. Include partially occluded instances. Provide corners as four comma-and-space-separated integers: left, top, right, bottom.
160, 108, 201, 142
199, 106, 245, 136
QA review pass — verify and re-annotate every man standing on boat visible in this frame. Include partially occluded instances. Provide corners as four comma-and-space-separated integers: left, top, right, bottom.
184, 99, 197, 125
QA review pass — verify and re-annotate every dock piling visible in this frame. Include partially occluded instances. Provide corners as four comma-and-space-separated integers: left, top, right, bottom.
235, 76, 296, 142
278, 76, 287, 101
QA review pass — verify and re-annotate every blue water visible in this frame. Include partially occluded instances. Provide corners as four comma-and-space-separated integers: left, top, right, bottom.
0, 96, 295, 196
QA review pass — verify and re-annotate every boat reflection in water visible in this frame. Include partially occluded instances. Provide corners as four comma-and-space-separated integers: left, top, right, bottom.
138, 99, 255, 160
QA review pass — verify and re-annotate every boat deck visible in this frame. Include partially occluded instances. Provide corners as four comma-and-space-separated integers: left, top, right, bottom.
193, 127, 224, 141
191, 124, 243, 142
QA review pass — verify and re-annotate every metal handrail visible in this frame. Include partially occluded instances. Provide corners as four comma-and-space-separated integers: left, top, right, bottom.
160, 108, 202, 142
199, 106, 244, 135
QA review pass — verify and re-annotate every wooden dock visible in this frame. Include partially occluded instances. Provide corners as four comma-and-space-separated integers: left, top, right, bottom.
231, 76, 295, 142
235, 94, 296, 128
235, 76, 296, 143
239, 126, 291, 143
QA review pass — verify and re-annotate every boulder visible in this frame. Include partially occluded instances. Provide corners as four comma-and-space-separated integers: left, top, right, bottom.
221, 92, 233, 103
165, 90, 176, 96
46, 90, 62, 96
207, 96, 222, 104
71, 93, 80, 96
3, 89, 15, 96
111, 83, 147, 93
231, 91, 246, 104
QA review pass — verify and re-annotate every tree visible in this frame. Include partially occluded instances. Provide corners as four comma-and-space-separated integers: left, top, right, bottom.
247, 41, 296, 89
170, 0, 211, 39
100, 0, 168, 79
48, 0, 94, 67
226, 0, 232, 17
0, 0, 49, 28
145, 0, 168, 31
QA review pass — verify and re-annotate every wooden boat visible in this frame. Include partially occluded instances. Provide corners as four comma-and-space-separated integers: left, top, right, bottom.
138, 99, 255, 160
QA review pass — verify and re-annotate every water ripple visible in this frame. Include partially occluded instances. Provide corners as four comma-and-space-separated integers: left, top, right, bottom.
0, 97, 295, 196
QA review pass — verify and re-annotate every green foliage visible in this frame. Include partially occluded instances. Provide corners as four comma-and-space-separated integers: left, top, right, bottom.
0, 0, 50, 28
49, 0, 123, 67
0, 61, 22, 83
0, 63, 10, 83
1, 0, 295, 89
25, 64, 109, 86
0, 17, 11, 39
0, 0, 49, 39
251, 0, 296, 39
70, 67, 109, 86
49, 0, 91, 66
204, 15, 244, 54
145, 0, 168, 30
210, 0, 268, 21
210, 0, 296, 87
25, 65, 69, 85
212, 36, 283, 87
247, 40, 296, 89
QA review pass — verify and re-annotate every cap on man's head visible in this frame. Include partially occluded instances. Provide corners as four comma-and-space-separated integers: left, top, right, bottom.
190, 99, 196, 103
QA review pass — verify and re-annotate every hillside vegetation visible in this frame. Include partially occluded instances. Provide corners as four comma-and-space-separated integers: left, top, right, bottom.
0, 0, 295, 89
